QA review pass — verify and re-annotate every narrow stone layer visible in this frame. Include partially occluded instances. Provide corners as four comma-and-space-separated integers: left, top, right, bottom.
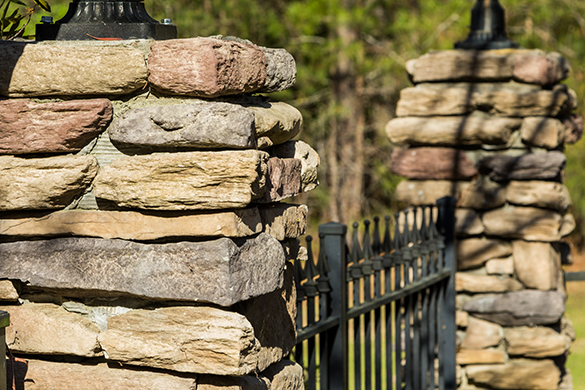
477, 151, 566, 182
466, 359, 561, 390
391, 147, 477, 180
482, 206, 563, 241
505, 326, 571, 358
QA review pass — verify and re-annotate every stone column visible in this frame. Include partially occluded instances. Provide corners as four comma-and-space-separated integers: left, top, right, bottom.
386, 49, 582, 390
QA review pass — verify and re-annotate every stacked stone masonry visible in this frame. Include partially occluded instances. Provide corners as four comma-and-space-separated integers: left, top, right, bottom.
386, 49, 583, 390
0, 37, 313, 389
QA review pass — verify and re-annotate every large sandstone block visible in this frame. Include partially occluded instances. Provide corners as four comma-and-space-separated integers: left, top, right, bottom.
243, 100, 303, 149
94, 150, 268, 210
391, 147, 477, 180
108, 103, 256, 151
0, 42, 147, 97
396, 84, 574, 117
148, 38, 266, 97
466, 359, 561, 390
1, 303, 101, 357
456, 349, 506, 365
456, 273, 523, 293
512, 51, 571, 85
478, 151, 566, 182
0, 155, 98, 211
25, 359, 198, 390
455, 209, 484, 237
505, 181, 571, 211
99, 306, 263, 375
0, 233, 285, 306
462, 290, 565, 326
259, 157, 302, 203
0, 208, 263, 240
482, 206, 563, 241
460, 317, 503, 350
520, 117, 565, 149
271, 140, 319, 192
513, 241, 561, 290
385, 115, 520, 146
505, 326, 571, 357
0, 99, 111, 154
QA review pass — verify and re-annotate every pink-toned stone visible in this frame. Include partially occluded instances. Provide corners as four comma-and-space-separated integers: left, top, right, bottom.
148, 37, 267, 97
259, 158, 302, 203
391, 147, 477, 180
0, 99, 111, 154
512, 52, 570, 85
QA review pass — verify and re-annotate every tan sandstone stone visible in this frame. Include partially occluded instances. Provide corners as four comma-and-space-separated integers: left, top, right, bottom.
25, 360, 198, 390
94, 150, 268, 210
460, 317, 503, 350
456, 349, 506, 365
466, 359, 561, 390
505, 181, 571, 211
391, 147, 478, 180
0, 155, 98, 211
560, 213, 576, 237
485, 257, 515, 275
248, 101, 303, 148
262, 360, 304, 390
0, 280, 18, 301
457, 238, 512, 270
196, 375, 268, 390
457, 311, 469, 327
520, 117, 565, 149
482, 206, 563, 241
512, 51, 570, 85
148, 37, 266, 97
456, 273, 523, 293
513, 241, 561, 290
455, 209, 484, 236
0, 42, 147, 97
1, 303, 101, 357
505, 326, 571, 357
258, 204, 308, 241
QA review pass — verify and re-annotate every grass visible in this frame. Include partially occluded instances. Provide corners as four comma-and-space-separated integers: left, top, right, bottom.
565, 251, 585, 389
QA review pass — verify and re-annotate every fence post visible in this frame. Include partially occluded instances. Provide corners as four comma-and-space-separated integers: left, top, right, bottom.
319, 222, 348, 390
436, 197, 457, 389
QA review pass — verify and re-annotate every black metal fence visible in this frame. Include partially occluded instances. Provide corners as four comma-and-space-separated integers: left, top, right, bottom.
291, 197, 456, 390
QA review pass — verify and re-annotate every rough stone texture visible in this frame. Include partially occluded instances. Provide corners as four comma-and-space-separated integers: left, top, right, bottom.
456, 349, 506, 365
505, 181, 571, 211
258, 204, 308, 241
457, 238, 512, 270
0, 42, 147, 97
0, 99, 112, 154
99, 306, 262, 375
0, 155, 99, 211
562, 113, 584, 144
262, 360, 304, 390
0, 280, 18, 301
246, 101, 303, 149
482, 206, 563, 241
386, 115, 520, 146
260, 157, 302, 203
197, 375, 269, 390
396, 179, 505, 209
108, 103, 256, 151
477, 151, 566, 182
406, 50, 514, 83
391, 147, 478, 180
25, 360, 198, 390
456, 273, 523, 293
397, 83, 575, 118
512, 51, 571, 85
94, 150, 268, 210
505, 326, 571, 357
460, 317, 503, 350
0, 208, 264, 240
455, 209, 484, 236
462, 290, 565, 326
560, 213, 576, 237
1, 303, 101, 357
258, 47, 297, 93
485, 257, 515, 275
0, 233, 285, 306
148, 38, 266, 97
513, 241, 561, 290
520, 117, 565, 149
466, 359, 561, 390
271, 140, 320, 192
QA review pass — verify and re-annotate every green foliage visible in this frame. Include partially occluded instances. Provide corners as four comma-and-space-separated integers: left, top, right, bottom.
0, 0, 50, 39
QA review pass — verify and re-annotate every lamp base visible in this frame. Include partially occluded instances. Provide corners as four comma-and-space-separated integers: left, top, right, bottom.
36, 22, 176, 41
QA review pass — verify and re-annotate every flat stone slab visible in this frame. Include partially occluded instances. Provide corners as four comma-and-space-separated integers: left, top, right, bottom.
0, 42, 147, 97
456, 273, 523, 293
461, 317, 503, 350
406, 49, 569, 85
24, 359, 198, 390
456, 349, 506, 365
391, 147, 477, 180
94, 150, 268, 210
108, 102, 256, 151
258, 203, 308, 241
396, 84, 575, 117
505, 326, 571, 358
1, 303, 101, 357
386, 115, 520, 146
462, 290, 565, 326
0, 233, 285, 306
148, 37, 266, 97
0, 98, 112, 155
505, 181, 571, 211
457, 238, 513, 270
270, 140, 320, 192
0, 155, 98, 211
520, 117, 565, 149
466, 359, 561, 390
478, 151, 566, 182
455, 208, 484, 236
482, 206, 563, 241
513, 241, 561, 290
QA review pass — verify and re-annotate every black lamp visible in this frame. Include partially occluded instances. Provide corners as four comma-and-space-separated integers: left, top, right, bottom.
36, 0, 176, 41
455, 0, 518, 50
